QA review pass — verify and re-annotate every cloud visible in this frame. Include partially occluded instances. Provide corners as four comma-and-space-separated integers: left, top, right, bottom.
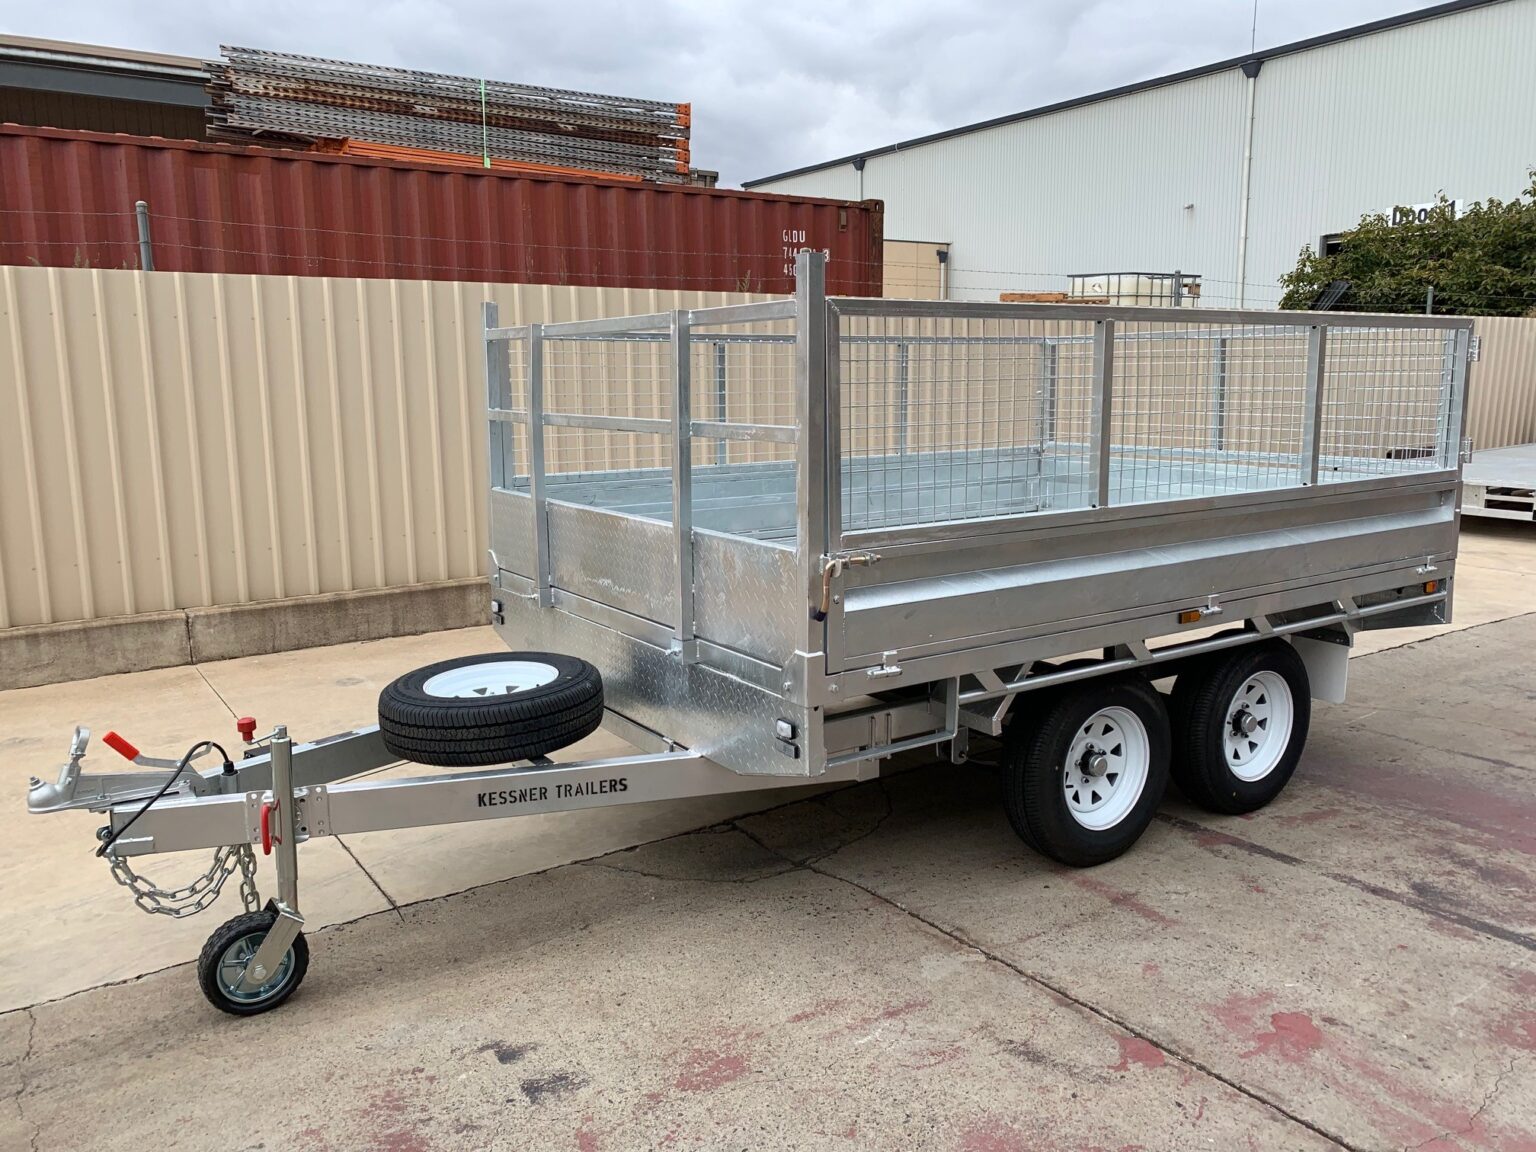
0, 0, 1429, 185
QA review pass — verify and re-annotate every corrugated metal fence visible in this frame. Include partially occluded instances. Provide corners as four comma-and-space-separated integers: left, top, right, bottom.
0, 265, 760, 629
2, 265, 1532, 631
1468, 315, 1536, 452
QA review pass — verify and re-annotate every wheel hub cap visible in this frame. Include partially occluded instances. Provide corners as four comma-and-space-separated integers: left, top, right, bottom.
1063, 706, 1151, 831
1224, 671, 1296, 782
217, 932, 293, 1004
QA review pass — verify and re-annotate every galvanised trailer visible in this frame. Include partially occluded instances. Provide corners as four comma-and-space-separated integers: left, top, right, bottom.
1462, 442, 1536, 522
25, 254, 1474, 1014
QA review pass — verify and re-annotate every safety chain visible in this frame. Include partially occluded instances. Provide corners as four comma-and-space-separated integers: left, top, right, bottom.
105, 842, 260, 919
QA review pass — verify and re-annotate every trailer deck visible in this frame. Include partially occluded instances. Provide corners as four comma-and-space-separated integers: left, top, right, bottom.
1462, 441, 1536, 521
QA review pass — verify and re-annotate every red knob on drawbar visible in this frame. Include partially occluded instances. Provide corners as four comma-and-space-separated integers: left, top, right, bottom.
236, 717, 257, 742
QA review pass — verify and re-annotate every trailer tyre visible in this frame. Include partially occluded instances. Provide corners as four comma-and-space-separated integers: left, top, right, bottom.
198, 909, 309, 1016
378, 653, 604, 767
1169, 641, 1310, 815
1004, 675, 1170, 867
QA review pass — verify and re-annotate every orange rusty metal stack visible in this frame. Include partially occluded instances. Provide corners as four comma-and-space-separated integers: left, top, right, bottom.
206, 45, 692, 183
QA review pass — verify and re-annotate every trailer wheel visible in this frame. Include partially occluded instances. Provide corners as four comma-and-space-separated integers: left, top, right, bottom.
1004, 675, 1170, 867
1169, 640, 1310, 815
197, 909, 309, 1016
378, 653, 603, 767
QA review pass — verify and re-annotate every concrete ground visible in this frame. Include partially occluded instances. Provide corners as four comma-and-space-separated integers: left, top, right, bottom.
2, 521, 1534, 1151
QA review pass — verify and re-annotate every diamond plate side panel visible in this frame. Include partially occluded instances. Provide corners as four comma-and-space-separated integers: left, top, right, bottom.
494, 585, 815, 777
547, 501, 675, 626
490, 487, 534, 577
693, 531, 799, 667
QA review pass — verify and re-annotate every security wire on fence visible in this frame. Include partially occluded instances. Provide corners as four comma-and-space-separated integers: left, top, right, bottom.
6, 205, 1535, 313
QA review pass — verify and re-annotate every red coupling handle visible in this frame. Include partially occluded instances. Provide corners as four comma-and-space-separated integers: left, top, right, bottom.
102, 731, 140, 761
260, 800, 277, 855
237, 716, 257, 743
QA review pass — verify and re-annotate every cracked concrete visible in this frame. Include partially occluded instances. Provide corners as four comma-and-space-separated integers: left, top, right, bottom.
1, 1008, 37, 1152
1402, 1055, 1524, 1152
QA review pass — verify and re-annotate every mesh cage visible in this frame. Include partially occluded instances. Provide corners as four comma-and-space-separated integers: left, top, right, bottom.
685, 317, 799, 539
687, 323, 798, 464
543, 334, 672, 474
490, 310, 802, 539
1318, 327, 1456, 481
835, 306, 1465, 535
837, 313, 1091, 531
1108, 320, 1310, 502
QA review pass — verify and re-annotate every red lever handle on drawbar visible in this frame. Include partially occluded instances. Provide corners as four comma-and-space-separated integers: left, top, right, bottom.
102, 731, 140, 761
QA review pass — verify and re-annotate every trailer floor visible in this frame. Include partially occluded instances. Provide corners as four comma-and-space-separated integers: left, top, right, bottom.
2, 522, 1534, 1151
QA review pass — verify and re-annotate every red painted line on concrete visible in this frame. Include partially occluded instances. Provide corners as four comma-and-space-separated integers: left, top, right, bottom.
1070, 875, 1178, 927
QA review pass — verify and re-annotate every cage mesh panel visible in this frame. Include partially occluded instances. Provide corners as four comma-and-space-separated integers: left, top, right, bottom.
1109, 321, 1309, 504
534, 333, 672, 520
1318, 327, 1452, 482
687, 320, 798, 467
838, 313, 1094, 531
685, 318, 800, 537
541, 334, 671, 478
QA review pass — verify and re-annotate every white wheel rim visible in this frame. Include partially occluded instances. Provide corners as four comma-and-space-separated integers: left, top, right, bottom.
422, 660, 560, 699
1224, 671, 1294, 782
1063, 706, 1151, 831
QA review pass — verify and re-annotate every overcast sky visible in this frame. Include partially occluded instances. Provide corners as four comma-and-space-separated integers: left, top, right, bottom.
2, 0, 1436, 186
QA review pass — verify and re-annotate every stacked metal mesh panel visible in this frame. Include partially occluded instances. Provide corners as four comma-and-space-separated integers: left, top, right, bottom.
206, 45, 691, 183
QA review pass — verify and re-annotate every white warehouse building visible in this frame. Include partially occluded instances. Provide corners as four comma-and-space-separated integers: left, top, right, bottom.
744, 0, 1536, 308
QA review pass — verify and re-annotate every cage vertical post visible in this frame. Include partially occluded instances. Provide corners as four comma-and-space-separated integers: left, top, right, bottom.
1301, 323, 1328, 485
795, 250, 831, 652
1090, 319, 1116, 507
671, 309, 697, 662
1440, 327, 1468, 471
483, 302, 506, 490
527, 322, 552, 607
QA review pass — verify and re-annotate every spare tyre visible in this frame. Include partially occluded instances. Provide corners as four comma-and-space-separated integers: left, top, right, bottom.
377, 653, 603, 767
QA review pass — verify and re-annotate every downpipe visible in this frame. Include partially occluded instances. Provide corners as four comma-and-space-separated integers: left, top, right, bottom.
1234, 60, 1261, 308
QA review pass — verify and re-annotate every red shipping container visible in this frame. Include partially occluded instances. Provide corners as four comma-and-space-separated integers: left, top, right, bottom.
0, 124, 883, 295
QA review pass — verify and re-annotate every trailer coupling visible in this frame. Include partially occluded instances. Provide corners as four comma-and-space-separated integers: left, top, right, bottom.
27, 726, 203, 814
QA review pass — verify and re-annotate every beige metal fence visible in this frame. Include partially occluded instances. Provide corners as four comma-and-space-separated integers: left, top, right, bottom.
2, 265, 1533, 631
0, 266, 760, 629
1467, 314, 1536, 452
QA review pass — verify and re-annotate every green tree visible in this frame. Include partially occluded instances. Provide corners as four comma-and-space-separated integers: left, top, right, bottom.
1278, 174, 1536, 315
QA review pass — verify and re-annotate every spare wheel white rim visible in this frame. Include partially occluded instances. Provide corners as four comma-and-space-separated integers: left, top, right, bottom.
1063, 706, 1150, 831
422, 660, 560, 699
1224, 670, 1293, 782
